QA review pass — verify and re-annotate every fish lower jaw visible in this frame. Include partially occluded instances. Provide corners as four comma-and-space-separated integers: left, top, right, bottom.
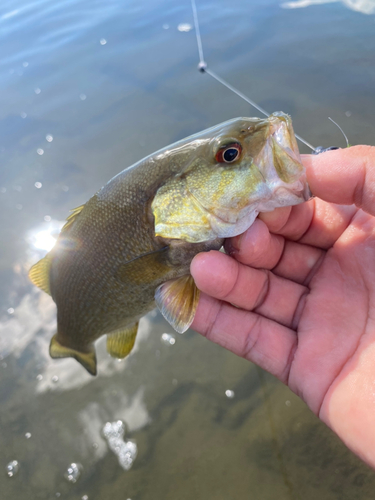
209, 209, 259, 239
256, 180, 311, 211
210, 183, 310, 239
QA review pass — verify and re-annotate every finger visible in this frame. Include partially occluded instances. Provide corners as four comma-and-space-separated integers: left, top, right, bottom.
224, 219, 285, 269
191, 251, 307, 328
303, 145, 375, 216
258, 206, 293, 233
191, 292, 297, 383
272, 240, 324, 285
224, 218, 325, 284
299, 199, 357, 248
259, 197, 357, 249
259, 201, 313, 240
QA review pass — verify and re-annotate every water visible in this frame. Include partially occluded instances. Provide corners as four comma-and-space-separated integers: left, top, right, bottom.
1, 0, 375, 498
225, 389, 235, 399
102, 420, 138, 470
161, 332, 176, 345
6, 460, 19, 478
64, 463, 83, 483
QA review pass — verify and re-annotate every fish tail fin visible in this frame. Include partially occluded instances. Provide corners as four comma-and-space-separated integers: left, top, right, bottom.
49, 334, 97, 376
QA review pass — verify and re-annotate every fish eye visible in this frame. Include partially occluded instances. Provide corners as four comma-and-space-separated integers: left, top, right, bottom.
215, 143, 242, 164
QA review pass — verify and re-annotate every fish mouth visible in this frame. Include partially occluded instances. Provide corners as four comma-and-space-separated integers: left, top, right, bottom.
201, 177, 312, 239
267, 116, 312, 203
254, 180, 310, 215
274, 180, 312, 203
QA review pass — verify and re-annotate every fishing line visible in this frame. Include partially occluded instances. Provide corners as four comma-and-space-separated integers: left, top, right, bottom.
191, 0, 205, 67
204, 67, 270, 118
328, 117, 349, 147
190, 0, 317, 152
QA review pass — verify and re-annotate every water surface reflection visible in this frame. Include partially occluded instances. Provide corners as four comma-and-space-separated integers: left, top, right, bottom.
282, 0, 375, 15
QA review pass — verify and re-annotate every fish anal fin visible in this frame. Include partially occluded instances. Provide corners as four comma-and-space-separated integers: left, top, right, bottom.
49, 334, 97, 376
107, 323, 139, 359
28, 254, 52, 295
155, 275, 200, 333
62, 204, 85, 232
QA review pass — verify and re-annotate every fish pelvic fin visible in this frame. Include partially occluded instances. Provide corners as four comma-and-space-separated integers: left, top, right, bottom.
49, 334, 97, 376
155, 274, 200, 334
62, 204, 85, 232
28, 253, 52, 295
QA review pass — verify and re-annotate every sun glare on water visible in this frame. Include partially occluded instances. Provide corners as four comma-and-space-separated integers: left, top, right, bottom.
33, 230, 57, 251
27, 220, 64, 253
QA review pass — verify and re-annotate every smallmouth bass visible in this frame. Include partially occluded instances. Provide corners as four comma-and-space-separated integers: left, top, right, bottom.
29, 112, 310, 375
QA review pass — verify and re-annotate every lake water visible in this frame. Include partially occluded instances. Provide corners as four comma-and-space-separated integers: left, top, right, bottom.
1, 0, 375, 498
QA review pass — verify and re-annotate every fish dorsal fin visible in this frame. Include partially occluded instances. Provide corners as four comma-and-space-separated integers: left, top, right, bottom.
155, 275, 200, 333
28, 254, 52, 295
49, 334, 97, 375
106, 323, 139, 359
62, 204, 85, 231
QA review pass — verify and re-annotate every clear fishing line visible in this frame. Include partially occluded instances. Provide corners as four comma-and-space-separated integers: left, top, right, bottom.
190, 0, 317, 152
328, 117, 349, 147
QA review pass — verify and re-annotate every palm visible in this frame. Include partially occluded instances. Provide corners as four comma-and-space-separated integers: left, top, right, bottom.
288, 207, 374, 414
191, 198, 375, 465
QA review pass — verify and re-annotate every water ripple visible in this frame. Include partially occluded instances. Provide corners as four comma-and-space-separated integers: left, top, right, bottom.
0, 0, 122, 66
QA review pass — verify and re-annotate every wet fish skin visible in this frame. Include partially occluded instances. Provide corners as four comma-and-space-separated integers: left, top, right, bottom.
29, 112, 310, 375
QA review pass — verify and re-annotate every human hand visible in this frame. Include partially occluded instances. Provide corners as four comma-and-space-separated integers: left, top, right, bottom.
190, 145, 375, 468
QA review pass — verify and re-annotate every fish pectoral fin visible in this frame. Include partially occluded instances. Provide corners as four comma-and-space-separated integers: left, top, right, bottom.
106, 323, 139, 359
116, 247, 170, 285
28, 254, 52, 295
49, 334, 97, 376
62, 204, 85, 232
155, 274, 200, 334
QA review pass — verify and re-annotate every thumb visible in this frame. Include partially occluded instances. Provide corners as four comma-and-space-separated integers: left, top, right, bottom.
302, 145, 375, 216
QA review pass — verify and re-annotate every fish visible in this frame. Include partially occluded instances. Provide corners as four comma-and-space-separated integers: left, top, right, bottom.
29, 112, 310, 375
